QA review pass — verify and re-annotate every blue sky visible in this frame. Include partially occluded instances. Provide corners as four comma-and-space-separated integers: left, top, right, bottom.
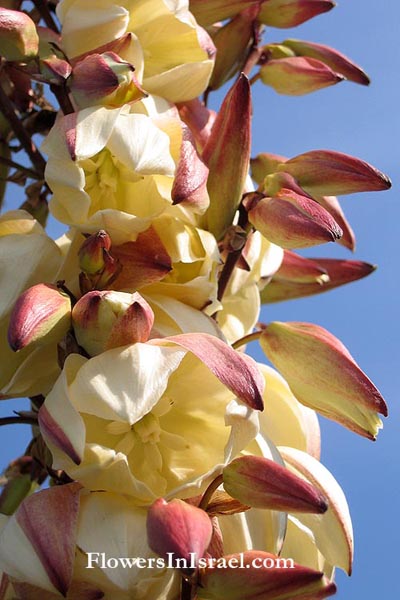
1, 1, 399, 598
247, 1, 400, 597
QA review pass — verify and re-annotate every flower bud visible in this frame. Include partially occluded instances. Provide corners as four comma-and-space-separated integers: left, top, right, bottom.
72, 290, 154, 356
246, 190, 342, 248
279, 150, 392, 195
199, 550, 337, 600
223, 455, 328, 513
69, 52, 147, 108
78, 230, 112, 276
7, 283, 71, 352
275, 250, 330, 284
203, 74, 252, 239
147, 498, 212, 575
261, 321, 388, 439
208, 5, 261, 91
0, 8, 39, 61
260, 56, 344, 95
78, 230, 121, 291
283, 38, 370, 85
262, 255, 376, 303
259, 0, 335, 29
38, 55, 72, 85
190, 0, 260, 26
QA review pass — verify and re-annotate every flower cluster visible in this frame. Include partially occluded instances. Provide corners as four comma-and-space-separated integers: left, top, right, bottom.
0, 2, 390, 599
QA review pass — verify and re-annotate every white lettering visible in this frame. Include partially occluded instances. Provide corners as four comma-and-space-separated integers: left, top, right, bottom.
86, 553, 100, 569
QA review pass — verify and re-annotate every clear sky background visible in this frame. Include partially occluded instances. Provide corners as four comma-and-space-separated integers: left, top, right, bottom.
0, 1, 399, 598
247, 1, 400, 597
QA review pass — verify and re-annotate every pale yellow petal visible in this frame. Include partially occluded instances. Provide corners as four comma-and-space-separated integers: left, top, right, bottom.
69, 344, 186, 423
57, 0, 129, 58
280, 446, 353, 574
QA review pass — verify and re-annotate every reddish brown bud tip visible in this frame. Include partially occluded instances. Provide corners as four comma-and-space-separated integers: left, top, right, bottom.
7, 283, 71, 352
261, 321, 388, 438
223, 455, 328, 513
79, 230, 112, 275
72, 290, 154, 356
281, 150, 392, 195
70, 52, 147, 108
283, 38, 370, 85
259, 0, 336, 29
200, 550, 337, 600
248, 190, 342, 248
147, 498, 212, 574
260, 56, 344, 96
203, 74, 252, 239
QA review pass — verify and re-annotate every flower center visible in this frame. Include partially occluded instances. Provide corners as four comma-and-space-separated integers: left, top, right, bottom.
133, 412, 161, 444
82, 150, 119, 212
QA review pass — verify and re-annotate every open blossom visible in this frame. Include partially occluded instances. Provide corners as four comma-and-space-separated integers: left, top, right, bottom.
42, 102, 177, 228
56, 0, 215, 102
0, 1, 389, 599
39, 335, 262, 503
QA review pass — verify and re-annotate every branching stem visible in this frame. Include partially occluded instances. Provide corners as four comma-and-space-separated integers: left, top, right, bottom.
50, 83, 75, 116
31, 0, 60, 33
0, 154, 42, 179
0, 82, 46, 176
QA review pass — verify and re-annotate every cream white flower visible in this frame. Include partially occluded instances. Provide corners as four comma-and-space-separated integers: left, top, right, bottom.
57, 0, 215, 102
43, 105, 176, 228
39, 334, 263, 504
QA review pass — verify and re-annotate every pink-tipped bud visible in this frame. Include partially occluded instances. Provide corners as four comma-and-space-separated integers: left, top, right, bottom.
280, 150, 392, 196
223, 455, 328, 513
38, 55, 72, 85
260, 251, 328, 302
199, 550, 337, 600
208, 5, 261, 91
0, 8, 39, 61
7, 284, 71, 352
147, 498, 212, 575
79, 230, 112, 275
69, 52, 147, 108
246, 190, 342, 248
189, 0, 260, 26
283, 38, 370, 85
260, 56, 344, 95
203, 74, 252, 239
259, 0, 335, 29
261, 322, 388, 439
276, 250, 329, 283
72, 290, 154, 356
262, 255, 376, 303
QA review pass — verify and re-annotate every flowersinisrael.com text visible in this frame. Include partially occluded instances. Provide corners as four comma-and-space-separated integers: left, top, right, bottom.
86, 552, 295, 571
